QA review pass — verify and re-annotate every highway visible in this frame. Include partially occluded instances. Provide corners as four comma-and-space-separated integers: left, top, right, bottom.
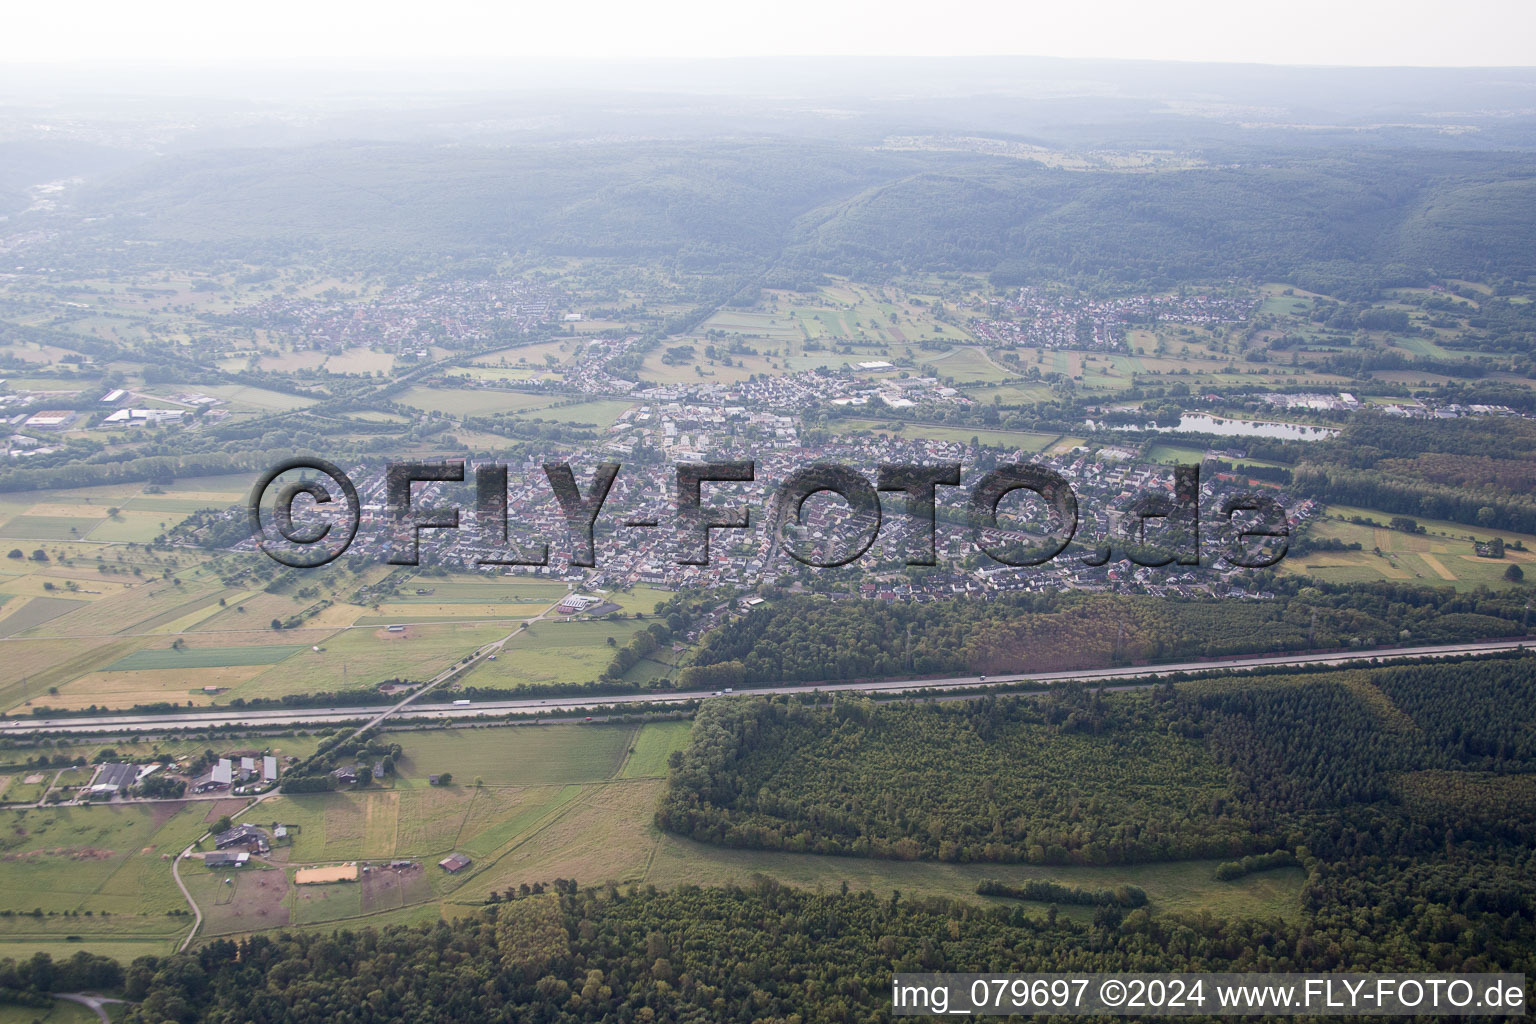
2, 637, 1530, 736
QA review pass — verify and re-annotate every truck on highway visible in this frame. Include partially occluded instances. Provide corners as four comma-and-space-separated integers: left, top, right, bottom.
452, 699, 472, 706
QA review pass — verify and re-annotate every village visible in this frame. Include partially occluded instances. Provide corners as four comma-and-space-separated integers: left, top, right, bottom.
226, 422, 1305, 606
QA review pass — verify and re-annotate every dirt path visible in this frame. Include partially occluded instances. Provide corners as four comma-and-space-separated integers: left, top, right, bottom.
57, 992, 132, 1023
172, 843, 203, 952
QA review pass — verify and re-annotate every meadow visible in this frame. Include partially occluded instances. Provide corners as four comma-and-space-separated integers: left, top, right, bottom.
395, 387, 557, 417
391, 722, 635, 786
455, 618, 653, 689
102, 646, 305, 671
0, 801, 208, 959
0, 1000, 99, 1024
1284, 504, 1536, 590
0, 469, 600, 712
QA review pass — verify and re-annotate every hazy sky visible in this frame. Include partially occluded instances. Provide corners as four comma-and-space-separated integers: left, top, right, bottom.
5, 0, 1534, 66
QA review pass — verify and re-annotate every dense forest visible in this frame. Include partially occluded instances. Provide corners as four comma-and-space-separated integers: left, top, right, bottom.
684, 584, 1531, 685
1294, 416, 1536, 534
658, 656, 1536, 865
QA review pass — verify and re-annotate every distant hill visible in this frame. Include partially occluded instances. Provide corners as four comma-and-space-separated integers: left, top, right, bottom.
44, 136, 1536, 293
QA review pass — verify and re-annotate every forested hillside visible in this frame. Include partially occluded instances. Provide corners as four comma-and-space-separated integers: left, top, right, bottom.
55, 142, 1536, 292
787, 156, 1536, 291
68, 141, 927, 269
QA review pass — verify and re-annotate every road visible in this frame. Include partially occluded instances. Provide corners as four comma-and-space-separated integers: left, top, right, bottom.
4, 637, 1530, 735
56, 992, 132, 1023
171, 843, 202, 953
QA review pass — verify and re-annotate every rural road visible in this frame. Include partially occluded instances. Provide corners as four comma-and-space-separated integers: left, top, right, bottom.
171, 844, 202, 952
56, 992, 132, 1023
4, 637, 1531, 735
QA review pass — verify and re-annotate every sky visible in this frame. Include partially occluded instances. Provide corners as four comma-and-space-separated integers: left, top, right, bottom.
4, 0, 1534, 67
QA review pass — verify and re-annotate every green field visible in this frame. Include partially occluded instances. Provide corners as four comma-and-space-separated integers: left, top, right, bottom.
455, 618, 652, 689
103, 645, 306, 671
232, 621, 509, 699
2, 770, 57, 805
0, 802, 207, 957
0, 597, 89, 638
0, 517, 104, 540
617, 720, 692, 779
394, 722, 636, 787
598, 586, 671, 616
928, 346, 1013, 385
522, 400, 637, 428
1145, 442, 1208, 464
1286, 504, 1536, 590
396, 387, 557, 416
195, 384, 316, 412
384, 581, 567, 604
0, 1000, 101, 1024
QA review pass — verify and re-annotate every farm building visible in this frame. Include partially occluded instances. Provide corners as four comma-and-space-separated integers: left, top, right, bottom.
263, 755, 279, 782
213, 824, 269, 851
89, 762, 140, 795
556, 594, 601, 615
204, 851, 249, 868
439, 853, 472, 873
